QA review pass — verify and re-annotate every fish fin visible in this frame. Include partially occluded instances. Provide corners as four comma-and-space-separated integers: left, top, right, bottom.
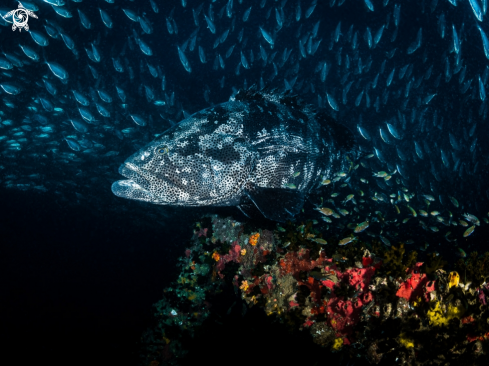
316, 111, 357, 152
237, 196, 263, 220
235, 85, 315, 112
244, 186, 304, 222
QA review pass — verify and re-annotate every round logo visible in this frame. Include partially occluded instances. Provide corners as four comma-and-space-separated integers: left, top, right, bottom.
11, 8, 29, 31
2, 3, 38, 32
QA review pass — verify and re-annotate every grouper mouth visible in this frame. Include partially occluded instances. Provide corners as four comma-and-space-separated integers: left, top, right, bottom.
111, 162, 158, 203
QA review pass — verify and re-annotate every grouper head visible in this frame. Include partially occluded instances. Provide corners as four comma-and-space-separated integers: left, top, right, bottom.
111, 107, 256, 206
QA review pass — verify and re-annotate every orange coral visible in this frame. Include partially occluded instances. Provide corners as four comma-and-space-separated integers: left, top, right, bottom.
248, 233, 260, 246
212, 252, 220, 261
240, 280, 249, 291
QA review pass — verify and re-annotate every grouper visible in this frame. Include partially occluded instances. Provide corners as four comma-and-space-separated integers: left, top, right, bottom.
112, 88, 359, 222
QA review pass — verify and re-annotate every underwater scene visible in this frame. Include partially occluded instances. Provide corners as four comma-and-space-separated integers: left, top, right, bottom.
2, 0, 489, 365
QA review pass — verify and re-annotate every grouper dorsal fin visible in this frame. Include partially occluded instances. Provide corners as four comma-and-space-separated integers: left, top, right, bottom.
234, 85, 315, 113
242, 184, 305, 222
316, 111, 357, 152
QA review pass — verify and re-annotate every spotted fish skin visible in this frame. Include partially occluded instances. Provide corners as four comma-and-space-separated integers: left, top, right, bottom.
112, 88, 358, 222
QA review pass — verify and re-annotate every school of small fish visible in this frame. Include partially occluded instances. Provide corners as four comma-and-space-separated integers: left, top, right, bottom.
0, 0, 488, 246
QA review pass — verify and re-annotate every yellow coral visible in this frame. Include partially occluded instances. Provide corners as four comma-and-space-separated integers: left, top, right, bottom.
248, 233, 260, 246
447, 301, 465, 319
241, 249, 247, 256
240, 280, 249, 291
332, 338, 343, 350
427, 301, 465, 327
412, 297, 422, 307
448, 271, 460, 288
398, 332, 414, 349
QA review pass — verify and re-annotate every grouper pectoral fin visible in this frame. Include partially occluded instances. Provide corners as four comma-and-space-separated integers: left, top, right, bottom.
242, 186, 305, 222
237, 200, 263, 220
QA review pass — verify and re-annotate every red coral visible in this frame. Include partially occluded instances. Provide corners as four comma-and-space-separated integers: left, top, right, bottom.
289, 300, 299, 308
396, 262, 434, 302
264, 275, 274, 290
345, 267, 375, 292
277, 252, 377, 338
216, 241, 241, 274
317, 264, 375, 338
462, 316, 475, 324
362, 256, 373, 267
303, 318, 314, 327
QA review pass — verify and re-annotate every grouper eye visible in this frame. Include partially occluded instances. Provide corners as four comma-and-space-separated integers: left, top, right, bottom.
156, 146, 169, 155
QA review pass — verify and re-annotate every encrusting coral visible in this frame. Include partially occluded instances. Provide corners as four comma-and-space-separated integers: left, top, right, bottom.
140, 216, 489, 366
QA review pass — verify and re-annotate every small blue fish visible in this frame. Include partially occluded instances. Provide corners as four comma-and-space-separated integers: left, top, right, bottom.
138, 39, 153, 56
240, 51, 249, 69
479, 76, 486, 101
139, 16, 153, 34
477, 25, 489, 59
72, 90, 90, 106
149, 0, 159, 13
122, 8, 139, 22
46, 61, 68, 81
243, 7, 252, 22
91, 43, 101, 62
364, 0, 374, 11
452, 25, 460, 54
469, 0, 483, 21
326, 92, 339, 111
53, 6, 72, 18
357, 125, 371, 140
78, 108, 96, 123
112, 58, 124, 73
29, 30, 49, 46
99, 8, 113, 28
77, 9, 91, 29
0, 83, 21, 95
177, 46, 191, 73
39, 97, 54, 112
95, 103, 110, 117
97, 90, 112, 103
69, 119, 88, 133
259, 26, 274, 47
203, 14, 215, 34
130, 115, 147, 126
115, 86, 126, 103
42, 79, 57, 96
0, 57, 13, 70
60, 33, 75, 50
386, 123, 401, 139
65, 138, 81, 152
19, 44, 39, 61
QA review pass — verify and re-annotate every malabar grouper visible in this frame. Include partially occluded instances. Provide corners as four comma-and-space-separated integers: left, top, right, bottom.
111, 88, 359, 222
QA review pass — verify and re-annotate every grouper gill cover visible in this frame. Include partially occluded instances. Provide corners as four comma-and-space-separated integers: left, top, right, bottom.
112, 88, 358, 222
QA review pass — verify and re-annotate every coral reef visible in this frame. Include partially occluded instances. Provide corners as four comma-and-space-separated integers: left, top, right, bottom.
140, 216, 489, 366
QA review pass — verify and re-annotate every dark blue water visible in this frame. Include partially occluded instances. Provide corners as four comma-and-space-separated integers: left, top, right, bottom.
1, 0, 489, 364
